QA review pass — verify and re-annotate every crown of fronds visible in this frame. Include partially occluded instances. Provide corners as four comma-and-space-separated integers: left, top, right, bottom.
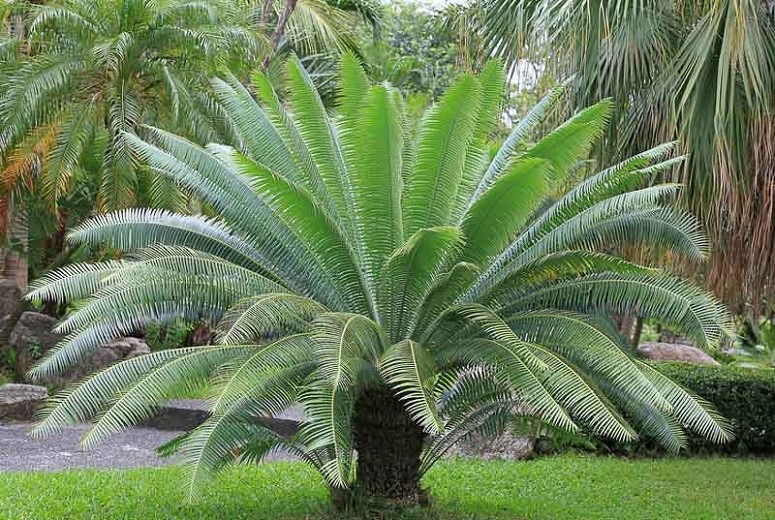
28, 54, 733, 497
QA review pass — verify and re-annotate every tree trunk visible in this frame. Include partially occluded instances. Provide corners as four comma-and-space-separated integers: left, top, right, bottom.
337, 387, 427, 509
262, 0, 298, 70
631, 316, 644, 349
0, 197, 28, 292
1, 8, 32, 293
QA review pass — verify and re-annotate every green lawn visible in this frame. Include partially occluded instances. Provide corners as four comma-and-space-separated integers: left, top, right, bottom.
0, 456, 772, 519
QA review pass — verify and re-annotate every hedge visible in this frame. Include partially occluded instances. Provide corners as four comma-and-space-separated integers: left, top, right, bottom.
652, 363, 775, 456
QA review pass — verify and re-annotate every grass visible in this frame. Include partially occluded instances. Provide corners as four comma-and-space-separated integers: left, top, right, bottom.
0, 456, 773, 519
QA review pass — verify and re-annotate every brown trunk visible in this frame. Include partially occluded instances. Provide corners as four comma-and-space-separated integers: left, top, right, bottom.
335, 387, 427, 509
262, 0, 298, 70
186, 322, 213, 347
261, 0, 274, 24
1, 197, 28, 292
2, 9, 32, 293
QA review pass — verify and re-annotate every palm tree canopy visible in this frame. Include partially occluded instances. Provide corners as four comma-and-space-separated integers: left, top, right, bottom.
28, 55, 732, 498
0, 0, 376, 212
0, 0, 268, 211
463, 0, 775, 310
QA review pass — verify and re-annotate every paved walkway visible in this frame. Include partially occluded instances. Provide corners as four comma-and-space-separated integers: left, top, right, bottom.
0, 424, 183, 472
0, 401, 304, 472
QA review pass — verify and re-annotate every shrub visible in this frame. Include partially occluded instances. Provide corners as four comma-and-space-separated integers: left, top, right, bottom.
28, 56, 732, 511
654, 363, 775, 456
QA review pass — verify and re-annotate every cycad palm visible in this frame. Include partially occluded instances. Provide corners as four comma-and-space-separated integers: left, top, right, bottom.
29, 56, 732, 507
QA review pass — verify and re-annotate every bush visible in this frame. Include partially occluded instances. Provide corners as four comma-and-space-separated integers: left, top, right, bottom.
652, 363, 775, 456
593, 362, 775, 457
144, 321, 194, 351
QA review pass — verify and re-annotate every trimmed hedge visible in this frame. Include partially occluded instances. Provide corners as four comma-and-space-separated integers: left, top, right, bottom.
653, 362, 775, 456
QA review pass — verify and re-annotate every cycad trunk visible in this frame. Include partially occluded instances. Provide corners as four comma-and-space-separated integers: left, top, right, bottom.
342, 388, 427, 508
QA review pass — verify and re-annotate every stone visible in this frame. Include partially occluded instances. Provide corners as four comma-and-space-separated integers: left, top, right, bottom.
448, 431, 535, 460
0, 383, 47, 421
39, 336, 152, 390
0, 279, 24, 346
637, 341, 720, 366
9, 311, 62, 378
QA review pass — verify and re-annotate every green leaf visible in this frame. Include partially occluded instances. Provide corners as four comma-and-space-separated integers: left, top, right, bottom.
403, 74, 481, 235
380, 340, 445, 434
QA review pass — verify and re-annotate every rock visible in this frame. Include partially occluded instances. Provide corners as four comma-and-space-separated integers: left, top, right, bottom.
9, 311, 62, 378
39, 337, 152, 390
0, 383, 47, 422
90, 336, 150, 367
448, 431, 535, 460
0, 280, 24, 346
637, 341, 720, 366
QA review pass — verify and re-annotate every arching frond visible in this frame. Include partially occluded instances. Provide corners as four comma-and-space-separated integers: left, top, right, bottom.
403, 74, 481, 235
380, 340, 445, 434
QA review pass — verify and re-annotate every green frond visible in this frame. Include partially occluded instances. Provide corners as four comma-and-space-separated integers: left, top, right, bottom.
460, 157, 548, 266
250, 70, 330, 211
506, 310, 671, 413
380, 340, 445, 434
32, 346, 239, 438
312, 313, 380, 387
179, 362, 312, 499
217, 296, 325, 345
67, 208, 269, 276
297, 380, 355, 488
286, 56, 353, 233
503, 273, 732, 348
403, 74, 482, 236
43, 100, 96, 201
181, 416, 286, 500
210, 74, 304, 184
26, 260, 127, 304
484, 251, 656, 305
452, 59, 506, 221
346, 84, 404, 297
336, 51, 370, 125
601, 381, 687, 453
468, 82, 565, 206
231, 152, 369, 313
379, 227, 464, 342
513, 145, 682, 255
526, 344, 637, 442
414, 262, 480, 336
637, 361, 733, 444
208, 334, 315, 415
474, 184, 687, 296
521, 100, 613, 186
80, 345, 254, 449
436, 306, 577, 432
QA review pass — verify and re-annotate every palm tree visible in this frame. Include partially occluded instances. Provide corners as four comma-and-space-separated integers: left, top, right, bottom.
28, 56, 732, 508
0, 0, 271, 212
461, 0, 775, 312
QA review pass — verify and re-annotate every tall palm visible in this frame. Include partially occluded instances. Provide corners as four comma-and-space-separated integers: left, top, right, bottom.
29, 56, 731, 508
0, 0, 269, 212
463, 0, 775, 311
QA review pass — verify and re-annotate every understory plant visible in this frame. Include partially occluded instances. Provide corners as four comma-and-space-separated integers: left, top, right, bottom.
28, 55, 733, 509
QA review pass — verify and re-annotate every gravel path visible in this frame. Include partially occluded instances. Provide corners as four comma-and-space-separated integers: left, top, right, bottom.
0, 401, 304, 472
0, 424, 185, 472
0, 401, 530, 472
0, 423, 300, 472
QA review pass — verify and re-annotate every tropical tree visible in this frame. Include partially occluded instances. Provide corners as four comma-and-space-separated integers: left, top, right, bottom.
358, 0, 463, 99
0, 0, 378, 293
461, 0, 775, 312
28, 56, 732, 509
0, 0, 268, 212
